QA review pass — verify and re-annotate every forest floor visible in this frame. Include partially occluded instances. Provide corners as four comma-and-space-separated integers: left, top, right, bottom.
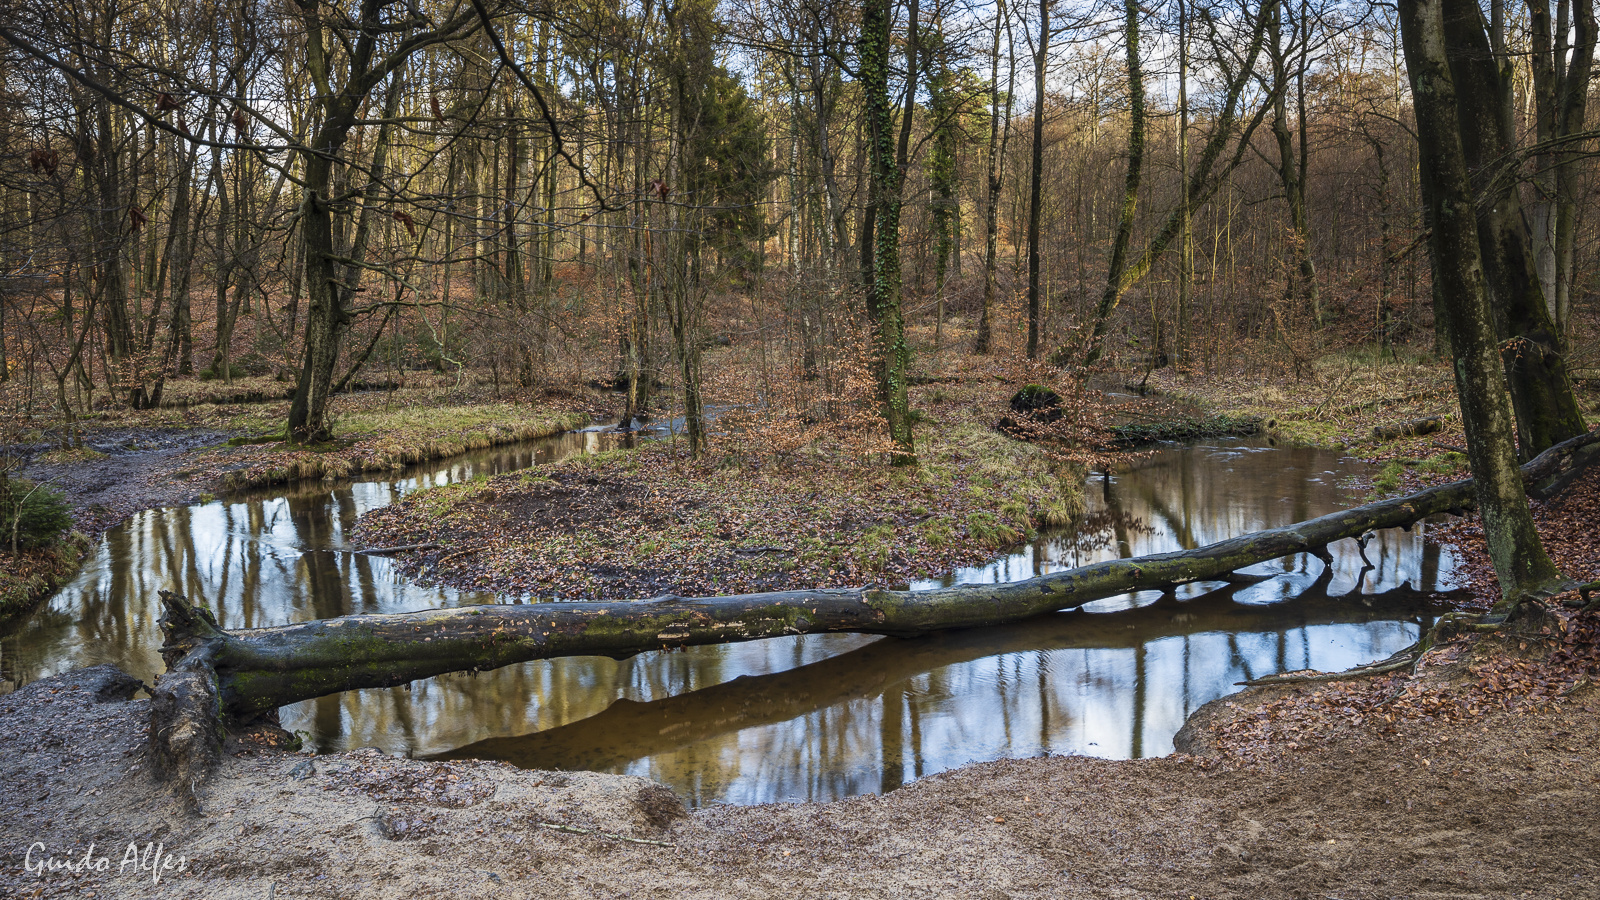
3, 468, 1599, 898
352, 372, 1084, 600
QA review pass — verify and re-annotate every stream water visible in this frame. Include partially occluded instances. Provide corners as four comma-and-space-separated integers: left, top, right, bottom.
0, 431, 1458, 806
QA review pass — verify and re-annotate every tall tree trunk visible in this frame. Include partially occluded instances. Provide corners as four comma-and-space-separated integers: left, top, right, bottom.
1440, 0, 1586, 459
538, 19, 558, 291
169, 152, 214, 377
974, 0, 1013, 356
926, 25, 957, 357
1527, 0, 1595, 339
620, 44, 652, 428
1268, 0, 1320, 324
1175, 0, 1191, 368
663, 0, 705, 457
289, 147, 351, 443
1081, 0, 1146, 367
88, 96, 144, 407
208, 130, 236, 383
1400, 0, 1567, 608
1370, 129, 1394, 352
1024, 0, 1048, 359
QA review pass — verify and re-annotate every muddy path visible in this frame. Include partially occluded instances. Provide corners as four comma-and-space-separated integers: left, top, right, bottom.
18, 428, 232, 536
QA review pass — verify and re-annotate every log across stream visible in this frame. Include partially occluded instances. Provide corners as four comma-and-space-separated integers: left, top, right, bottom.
14, 428, 1593, 806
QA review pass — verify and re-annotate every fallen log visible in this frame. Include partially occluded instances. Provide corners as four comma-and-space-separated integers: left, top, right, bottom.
152, 429, 1600, 779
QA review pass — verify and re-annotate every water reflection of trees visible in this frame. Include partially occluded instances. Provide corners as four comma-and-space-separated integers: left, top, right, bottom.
0, 434, 613, 692
2, 436, 1464, 807
437, 577, 1450, 805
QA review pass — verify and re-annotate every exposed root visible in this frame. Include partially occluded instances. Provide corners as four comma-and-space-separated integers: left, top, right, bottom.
1238, 642, 1423, 687
534, 822, 674, 847
148, 590, 229, 810
147, 651, 224, 810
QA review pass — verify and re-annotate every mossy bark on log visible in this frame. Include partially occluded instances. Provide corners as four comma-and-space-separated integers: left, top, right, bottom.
154, 429, 1600, 724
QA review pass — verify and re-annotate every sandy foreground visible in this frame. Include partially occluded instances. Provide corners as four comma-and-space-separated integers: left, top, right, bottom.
2, 658, 1598, 900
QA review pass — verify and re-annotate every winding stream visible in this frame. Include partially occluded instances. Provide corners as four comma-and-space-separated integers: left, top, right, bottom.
0, 431, 1458, 806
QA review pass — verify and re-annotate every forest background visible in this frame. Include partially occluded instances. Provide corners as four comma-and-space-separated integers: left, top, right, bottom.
0, 0, 1594, 504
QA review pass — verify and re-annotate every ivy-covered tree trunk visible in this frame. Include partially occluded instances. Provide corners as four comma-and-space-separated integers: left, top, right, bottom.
663, 0, 706, 457
1400, 0, 1568, 609
925, 26, 958, 355
859, 0, 916, 463
1174, 0, 1191, 366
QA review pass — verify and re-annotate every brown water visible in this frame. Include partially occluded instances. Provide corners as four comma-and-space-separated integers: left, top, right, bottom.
0, 434, 1458, 806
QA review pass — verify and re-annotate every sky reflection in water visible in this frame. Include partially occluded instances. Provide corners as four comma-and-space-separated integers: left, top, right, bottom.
0, 435, 1457, 806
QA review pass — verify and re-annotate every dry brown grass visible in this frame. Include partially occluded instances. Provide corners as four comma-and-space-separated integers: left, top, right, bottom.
205, 405, 590, 492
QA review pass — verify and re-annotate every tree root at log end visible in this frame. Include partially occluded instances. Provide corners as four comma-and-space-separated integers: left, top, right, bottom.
1237, 645, 1422, 687
1236, 606, 1503, 688
156, 590, 225, 668
147, 656, 224, 811
150, 590, 231, 809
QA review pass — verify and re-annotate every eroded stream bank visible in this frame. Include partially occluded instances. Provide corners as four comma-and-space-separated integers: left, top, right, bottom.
0, 430, 1459, 805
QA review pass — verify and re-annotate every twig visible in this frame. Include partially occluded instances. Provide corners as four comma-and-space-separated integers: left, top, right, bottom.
434, 544, 485, 567
535, 822, 672, 846
358, 542, 442, 556
1311, 362, 1361, 420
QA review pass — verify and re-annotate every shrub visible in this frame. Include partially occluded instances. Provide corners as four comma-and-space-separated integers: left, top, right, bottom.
1009, 384, 1063, 423
0, 477, 74, 550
